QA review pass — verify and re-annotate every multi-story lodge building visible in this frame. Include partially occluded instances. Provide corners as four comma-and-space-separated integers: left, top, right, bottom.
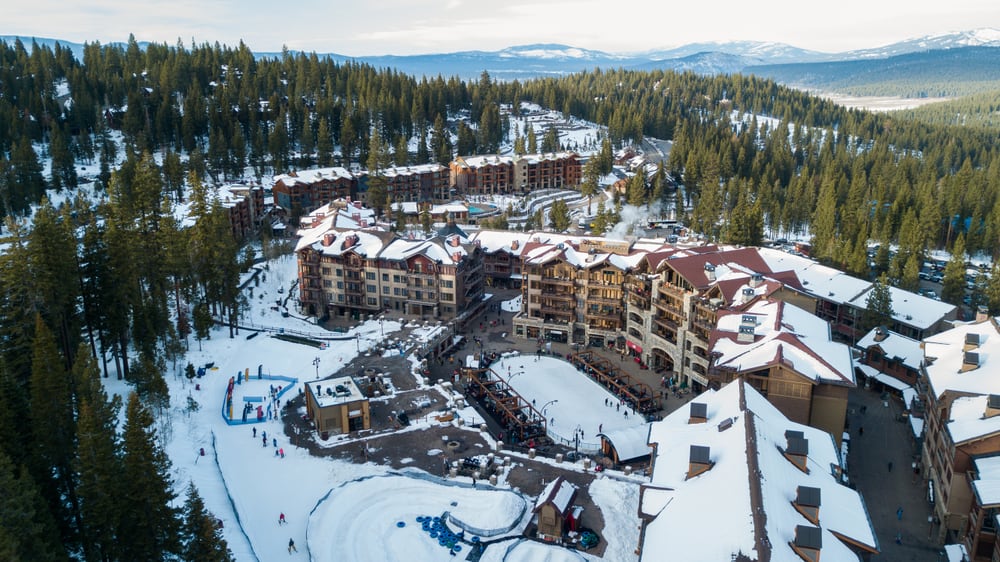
450, 152, 581, 195
357, 163, 451, 204
919, 314, 1000, 548
273, 167, 356, 214
294, 209, 484, 322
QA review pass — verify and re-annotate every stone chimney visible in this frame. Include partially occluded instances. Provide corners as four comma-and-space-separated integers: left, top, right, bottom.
321, 233, 335, 247
703, 263, 716, 282
749, 273, 764, 288
741, 287, 755, 304
977, 306, 990, 323
686, 445, 713, 480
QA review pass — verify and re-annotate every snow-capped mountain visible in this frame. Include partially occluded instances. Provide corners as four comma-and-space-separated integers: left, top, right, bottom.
641, 40, 833, 65
842, 28, 1000, 59
496, 43, 628, 61
5, 28, 1000, 84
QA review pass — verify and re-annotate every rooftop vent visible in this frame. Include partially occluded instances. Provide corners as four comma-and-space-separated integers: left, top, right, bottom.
686, 445, 713, 480
784, 432, 809, 473
986, 395, 1000, 419
750, 273, 764, 288
792, 525, 822, 554
741, 314, 757, 325
793, 486, 822, 525
965, 333, 982, 350
737, 324, 755, 343
717, 417, 734, 432
688, 402, 708, 424
963, 351, 981, 372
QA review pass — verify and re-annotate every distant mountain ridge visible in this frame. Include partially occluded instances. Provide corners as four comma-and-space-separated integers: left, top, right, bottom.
4, 28, 1000, 91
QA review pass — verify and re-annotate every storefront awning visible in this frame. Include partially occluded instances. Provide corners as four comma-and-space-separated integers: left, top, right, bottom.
548, 330, 564, 335
626, 341, 643, 353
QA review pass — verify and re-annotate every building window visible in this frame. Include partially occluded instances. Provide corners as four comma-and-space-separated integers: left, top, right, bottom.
367, 297, 378, 306
337, 281, 344, 289
321, 267, 331, 275
393, 275, 401, 283
382, 273, 389, 282
337, 294, 344, 302
367, 284, 376, 293
323, 280, 332, 288
442, 280, 454, 288
366, 272, 376, 280
335, 269, 343, 277
383, 286, 389, 294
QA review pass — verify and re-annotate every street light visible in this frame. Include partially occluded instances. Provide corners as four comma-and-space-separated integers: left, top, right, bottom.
540, 399, 559, 424
313, 356, 320, 379
356, 332, 361, 352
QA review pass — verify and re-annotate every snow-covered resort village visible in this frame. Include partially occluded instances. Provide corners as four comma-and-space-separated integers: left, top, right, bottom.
6, 30, 1000, 562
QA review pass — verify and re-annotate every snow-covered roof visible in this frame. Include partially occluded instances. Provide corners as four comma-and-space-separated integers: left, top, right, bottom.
850, 286, 955, 331
973, 456, 1000, 506
712, 300, 855, 386
274, 166, 353, 186
305, 376, 364, 408
948, 395, 1000, 445
598, 424, 653, 462
295, 229, 392, 258
757, 248, 871, 306
856, 328, 922, 370
533, 476, 577, 513
466, 230, 534, 256
641, 381, 877, 561
922, 319, 1000, 398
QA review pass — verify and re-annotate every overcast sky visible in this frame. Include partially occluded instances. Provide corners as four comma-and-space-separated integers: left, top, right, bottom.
6, 0, 1000, 56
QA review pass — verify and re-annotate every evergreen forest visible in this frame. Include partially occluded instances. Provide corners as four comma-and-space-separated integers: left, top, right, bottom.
3, 34, 1000, 558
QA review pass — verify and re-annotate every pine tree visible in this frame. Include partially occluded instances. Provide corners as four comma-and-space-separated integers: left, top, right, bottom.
181, 484, 234, 562
28, 315, 80, 543
549, 199, 571, 231
0, 451, 68, 562
861, 274, 894, 334
73, 345, 123, 562
811, 172, 839, 263
941, 233, 968, 307
49, 125, 77, 190
119, 392, 181, 561
316, 117, 333, 167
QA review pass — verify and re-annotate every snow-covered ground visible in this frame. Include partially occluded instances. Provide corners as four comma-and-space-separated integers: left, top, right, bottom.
485, 355, 649, 451
112, 253, 641, 561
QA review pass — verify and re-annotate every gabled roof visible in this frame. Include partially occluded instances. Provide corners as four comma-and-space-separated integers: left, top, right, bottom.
663, 247, 773, 290
641, 381, 877, 561
922, 319, 1000, 398
856, 328, 922, 371
711, 300, 856, 386
533, 476, 577, 513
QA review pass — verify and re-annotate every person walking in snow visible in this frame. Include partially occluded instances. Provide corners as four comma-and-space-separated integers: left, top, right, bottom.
279, 513, 287, 525
253, 427, 257, 438
273, 437, 277, 448
288, 538, 297, 553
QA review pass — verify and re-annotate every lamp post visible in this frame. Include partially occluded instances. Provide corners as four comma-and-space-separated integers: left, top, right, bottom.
927, 514, 935, 540
356, 332, 361, 353
574, 425, 582, 457
541, 399, 558, 425
379, 316, 385, 337
313, 356, 320, 379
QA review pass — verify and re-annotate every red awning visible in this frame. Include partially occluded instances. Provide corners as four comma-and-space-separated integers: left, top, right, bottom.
626, 341, 643, 353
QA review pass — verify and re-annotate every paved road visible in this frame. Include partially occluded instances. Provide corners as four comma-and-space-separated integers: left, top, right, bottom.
847, 386, 943, 561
